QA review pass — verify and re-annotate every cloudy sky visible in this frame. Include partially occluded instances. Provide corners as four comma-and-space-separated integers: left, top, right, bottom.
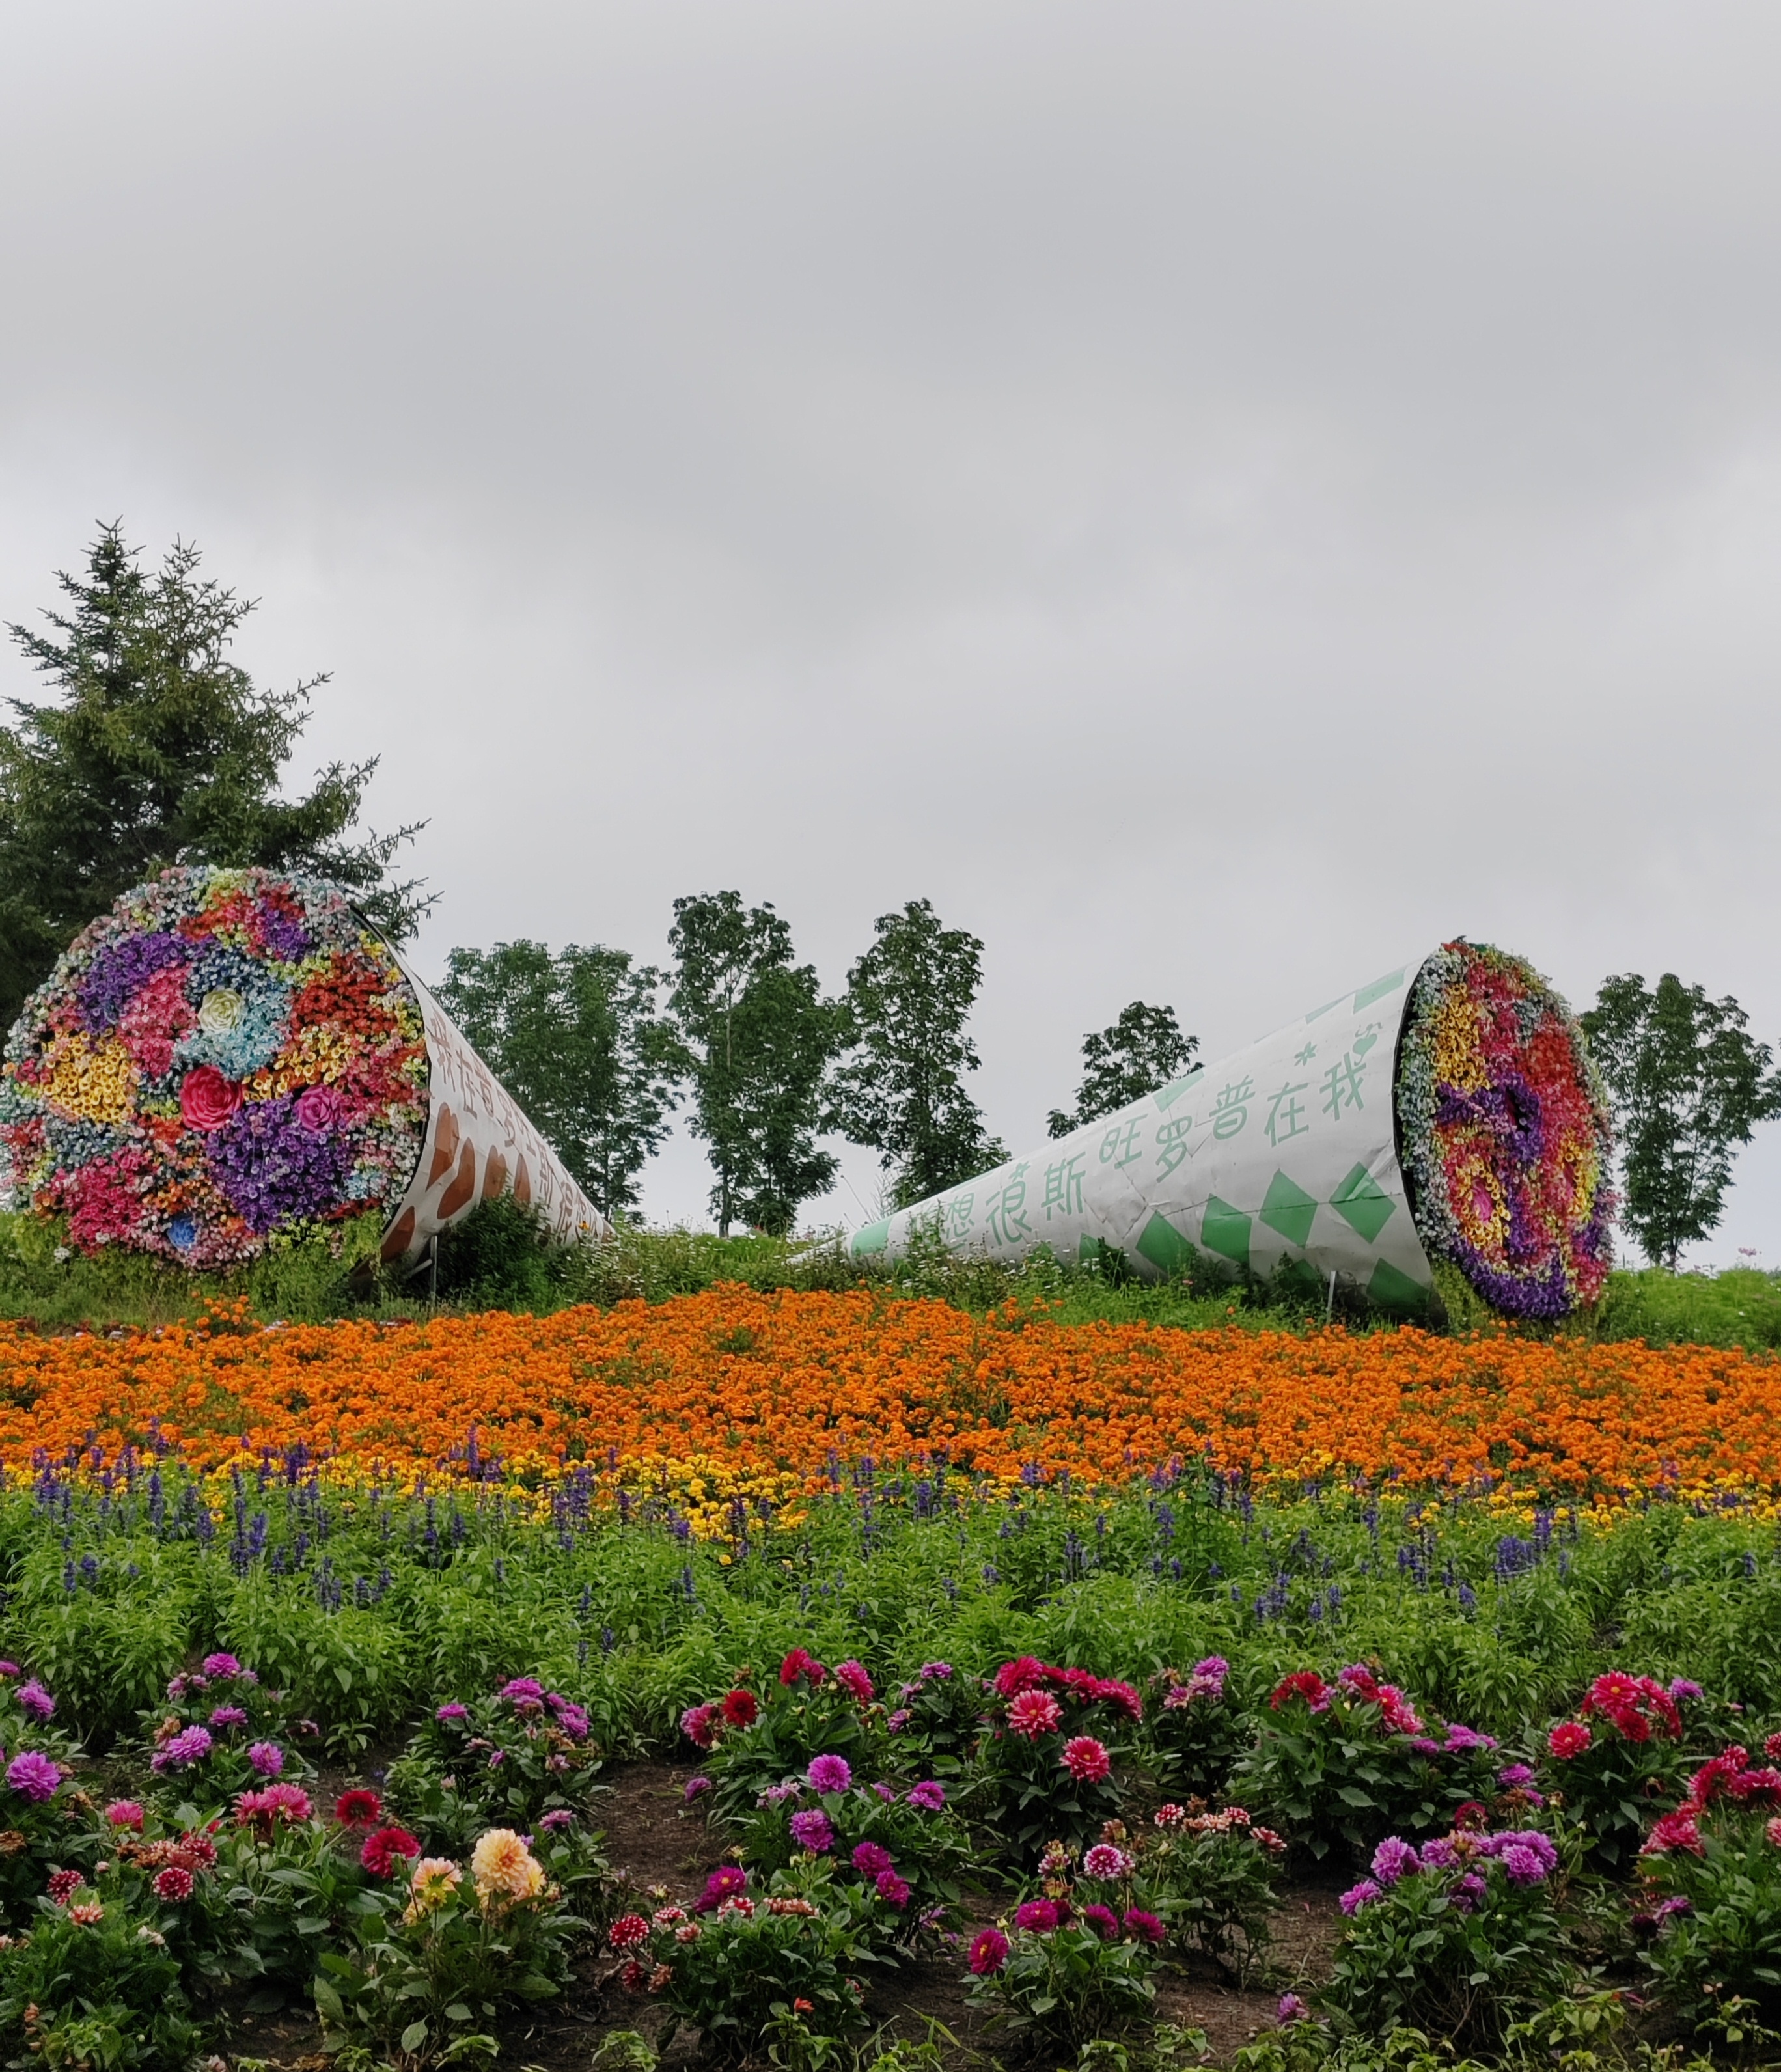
3, 3, 1779, 1258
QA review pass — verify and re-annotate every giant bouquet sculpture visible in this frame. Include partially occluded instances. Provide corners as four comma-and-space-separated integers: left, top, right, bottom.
851, 941, 1613, 1321
0, 866, 604, 1266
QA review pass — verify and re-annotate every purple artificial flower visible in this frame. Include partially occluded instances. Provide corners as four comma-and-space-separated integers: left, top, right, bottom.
1419, 1835, 1460, 1868
1452, 1872, 1488, 1913
683, 1776, 713, 1803
1084, 1843, 1135, 1879
1371, 1836, 1420, 1886
209, 1706, 248, 1729
1480, 1829, 1558, 1875
540, 1808, 575, 1830
887, 1709, 912, 1734
1123, 1908, 1167, 1944
1498, 1842, 1547, 1886
1015, 1899, 1060, 1931
206, 1094, 349, 1234
1407, 1737, 1444, 1756
202, 1653, 244, 1678
151, 1725, 214, 1773
1340, 1879, 1381, 1916
5, 1751, 60, 1802
1444, 1724, 1497, 1754
1277, 1995, 1310, 2024
876, 1869, 911, 1909
873, 1782, 898, 1801
806, 1754, 852, 1794
435, 1703, 469, 1722
919, 1662, 954, 1681
1669, 1679, 1705, 1702
78, 932, 191, 1030
756, 1781, 800, 1806
1498, 1763, 1536, 1788
851, 1841, 894, 1877
16, 1682, 54, 1724
790, 1809, 835, 1853
906, 1780, 946, 1812
1081, 1903, 1119, 1939
247, 1741, 284, 1777
547, 1694, 590, 1740
500, 1677, 546, 1702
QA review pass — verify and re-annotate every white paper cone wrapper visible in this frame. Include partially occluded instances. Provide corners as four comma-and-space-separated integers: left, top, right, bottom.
849, 946, 1614, 1321
380, 964, 607, 1262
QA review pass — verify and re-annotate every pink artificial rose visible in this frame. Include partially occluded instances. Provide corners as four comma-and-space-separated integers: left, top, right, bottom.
294, 1084, 345, 1132
180, 1065, 242, 1133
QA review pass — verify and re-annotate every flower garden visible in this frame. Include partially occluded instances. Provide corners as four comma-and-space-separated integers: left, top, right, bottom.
0, 1290, 1761, 2067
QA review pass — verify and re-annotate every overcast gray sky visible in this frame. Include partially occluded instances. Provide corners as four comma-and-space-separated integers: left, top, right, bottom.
4, 2, 1780, 1260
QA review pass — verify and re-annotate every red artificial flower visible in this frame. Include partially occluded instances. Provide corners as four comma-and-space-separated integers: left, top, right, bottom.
1270, 1670, 1330, 1713
153, 1865, 195, 1903
779, 1648, 826, 1687
721, 1689, 759, 1729
360, 1825, 422, 1877
993, 1657, 1047, 1699
1547, 1721, 1592, 1759
1062, 1735, 1111, 1783
607, 1913, 650, 1950
178, 1066, 242, 1134
1642, 1810, 1705, 1858
335, 1789, 382, 1829
1008, 1689, 1063, 1740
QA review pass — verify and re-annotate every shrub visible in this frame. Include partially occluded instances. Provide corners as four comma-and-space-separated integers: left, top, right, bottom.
609, 1858, 880, 2058
135, 1650, 314, 1810
1541, 1671, 1689, 1870
734, 1760, 968, 1930
692, 1651, 881, 1823
314, 1824, 583, 2062
1239, 1665, 1501, 1863
386, 1674, 606, 1853
883, 1658, 979, 1776
971, 1657, 1140, 1858
0, 1890, 204, 2071
1635, 1739, 1781, 2023
961, 1840, 1164, 2044
1323, 1827, 1575, 2045
1142, 1801, 1285, 1980
1144, 1657, 1247, 1800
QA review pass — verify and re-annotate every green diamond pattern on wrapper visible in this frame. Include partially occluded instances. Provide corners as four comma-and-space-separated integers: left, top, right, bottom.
849, 939, 1614, 1321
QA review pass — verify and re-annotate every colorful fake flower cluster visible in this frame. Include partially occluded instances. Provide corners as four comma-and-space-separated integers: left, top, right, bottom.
0, 866, 427, 1263
1398, 941, 1614, 1320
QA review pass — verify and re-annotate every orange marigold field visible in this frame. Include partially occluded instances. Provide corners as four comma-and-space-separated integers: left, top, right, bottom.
0, 1288, 1777, 1506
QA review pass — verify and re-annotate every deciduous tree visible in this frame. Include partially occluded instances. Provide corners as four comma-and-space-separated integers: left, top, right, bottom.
829, 897, 1004, 1209
436, 941, 677, 1219
1582, 973, 1781, 1269
1047, 1001, 1198, 1137
667, 891, 842, 1236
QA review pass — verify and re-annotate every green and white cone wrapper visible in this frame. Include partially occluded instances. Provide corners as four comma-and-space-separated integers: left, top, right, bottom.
848, 947, 1614, 1320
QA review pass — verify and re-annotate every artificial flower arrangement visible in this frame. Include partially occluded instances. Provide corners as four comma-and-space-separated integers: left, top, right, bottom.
0, 866, 427, 1264
1397, 940, 1615, 1321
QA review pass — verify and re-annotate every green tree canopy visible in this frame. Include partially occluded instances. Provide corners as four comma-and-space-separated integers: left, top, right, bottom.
828, 897, 1004, 1209
1047, 999, 1198, 1137
0, 523, 430, 1027
435, 940, 678, 1219
667, 891, 842, 1236
1581, 971, 1781, 1269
